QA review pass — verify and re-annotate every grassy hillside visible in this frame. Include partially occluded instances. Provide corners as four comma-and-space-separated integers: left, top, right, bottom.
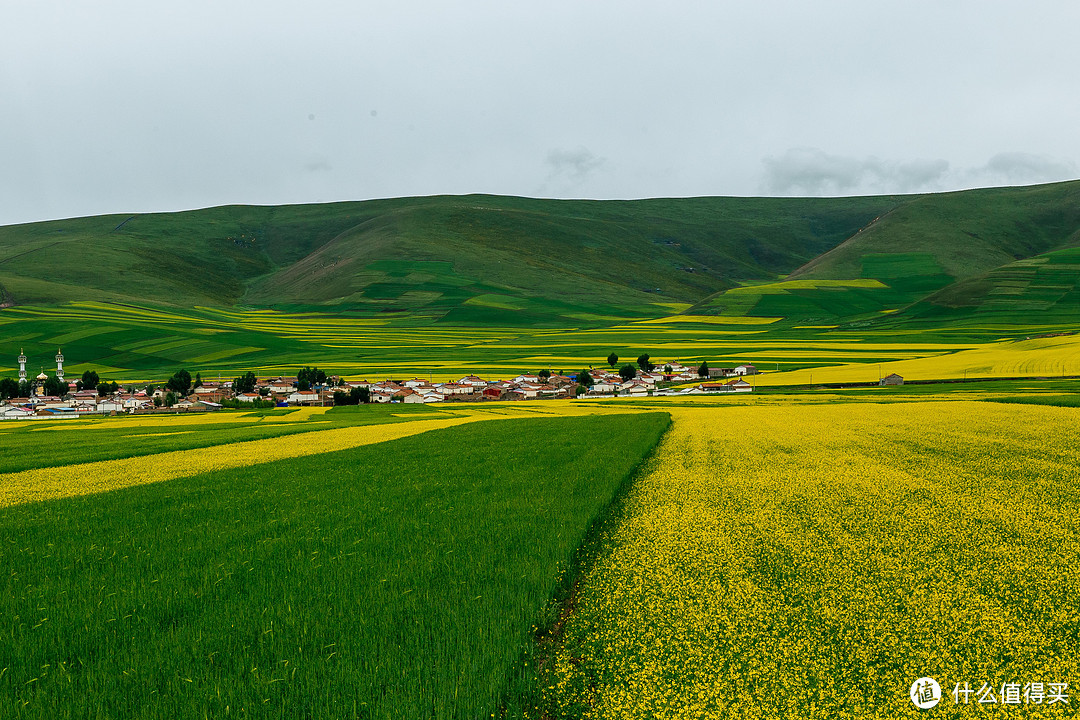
0, 195, 899, 318
689, 181, 1080, 323
2, 183, 1080, 341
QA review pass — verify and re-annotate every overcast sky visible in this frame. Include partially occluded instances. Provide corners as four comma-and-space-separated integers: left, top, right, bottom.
3, 1, 1079, 226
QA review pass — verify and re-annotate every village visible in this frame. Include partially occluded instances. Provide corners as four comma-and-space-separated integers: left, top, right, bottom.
0, 348, 762, 420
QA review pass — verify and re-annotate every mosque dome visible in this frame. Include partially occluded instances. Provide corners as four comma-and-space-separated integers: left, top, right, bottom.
36, 370, 48, 381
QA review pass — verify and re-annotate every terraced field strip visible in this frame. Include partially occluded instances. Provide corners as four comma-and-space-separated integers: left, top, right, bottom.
0, 403, 649, 507
0, 414, 481, 507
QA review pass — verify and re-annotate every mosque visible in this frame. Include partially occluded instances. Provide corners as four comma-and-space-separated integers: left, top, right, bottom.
16, 348, 66, 396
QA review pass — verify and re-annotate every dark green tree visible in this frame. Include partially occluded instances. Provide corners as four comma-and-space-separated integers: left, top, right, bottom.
42, 375, 68, 397
164, 391, 177, 408
607, 352, 619, 367
537, 369, 551, 381
698, 361, 710, 378
97, 381, 120, 397
352, 386, 370, 404
575, 369, 594, 387
193, 372, 202, 389
637, 354, 654, 372
166, 369, 192, 395
80, 369, 100, 390
297, 367, 327, 391
233, 371, 257, 394
0, 377, 19, 399
619, 364, 638, 382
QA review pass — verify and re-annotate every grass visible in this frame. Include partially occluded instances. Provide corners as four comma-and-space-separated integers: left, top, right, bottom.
0, 411, 670, 719
0, 404, 445, 474
0, 193, 899, 315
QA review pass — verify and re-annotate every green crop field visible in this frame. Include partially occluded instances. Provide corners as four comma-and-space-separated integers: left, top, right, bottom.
0, 410, 669, 719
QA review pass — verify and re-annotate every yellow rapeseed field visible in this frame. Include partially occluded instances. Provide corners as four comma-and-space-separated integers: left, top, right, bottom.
756, 334, 1080, 385
544, 401, 1080, 719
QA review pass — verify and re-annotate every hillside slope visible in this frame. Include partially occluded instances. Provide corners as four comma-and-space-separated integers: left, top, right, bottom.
691, 181, 1080, 323
0, 195, 898, 321
1, 184, 1079, 327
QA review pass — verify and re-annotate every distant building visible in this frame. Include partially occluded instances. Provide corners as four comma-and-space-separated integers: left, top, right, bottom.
880, 373, 904, 386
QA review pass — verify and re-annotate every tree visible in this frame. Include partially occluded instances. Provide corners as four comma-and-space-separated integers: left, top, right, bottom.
698, 361, 710, 378
537, 369, 551, 381
664, 364, 673, 375
42, 375, 68, 397
574, 384, 588, 396
352, 386, 370, 404
193, 372, 202, 389
80, 370, 100, 390
607, 352, 619, 367
166, 369, 192, 396
164, 391, 177, 408
619, 364, 638, 382
0, 377, 19, 399
97, 380, 120, 397
18, 380, 31, 398
297, 367, 327, 391
637, 354, 654, 372
233, 371, 257, 394
575, 369, 594, 387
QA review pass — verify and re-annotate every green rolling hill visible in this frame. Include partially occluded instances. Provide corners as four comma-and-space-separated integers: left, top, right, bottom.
0, 194, 899, 322
689, 181, 1080, 323
1, 181, 1078, 334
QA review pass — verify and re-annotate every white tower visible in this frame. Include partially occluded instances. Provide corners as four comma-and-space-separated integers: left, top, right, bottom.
18, 348, 27, 381
55, 348, 65, 381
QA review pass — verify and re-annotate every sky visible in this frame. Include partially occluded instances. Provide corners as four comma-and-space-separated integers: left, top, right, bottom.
3, 0, 1079, 226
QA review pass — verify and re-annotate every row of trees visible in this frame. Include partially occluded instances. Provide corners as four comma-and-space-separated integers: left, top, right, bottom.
605, 352, 657, 372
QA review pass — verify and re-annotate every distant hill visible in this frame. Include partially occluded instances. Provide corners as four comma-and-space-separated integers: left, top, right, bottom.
0, 195, 897, 323
689, 181, 1080, 324
1, 183, 1079, 327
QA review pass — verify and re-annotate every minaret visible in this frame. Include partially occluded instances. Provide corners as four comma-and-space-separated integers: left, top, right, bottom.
18, 348, 27, 381
55, 348, 65, 381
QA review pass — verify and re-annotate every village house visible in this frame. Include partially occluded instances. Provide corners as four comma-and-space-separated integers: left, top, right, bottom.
438, 383, 474, 397
880, 373, 904, 386
286, 390, 321, 406
591, 378, 618, 394
690, 378, 754, 393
